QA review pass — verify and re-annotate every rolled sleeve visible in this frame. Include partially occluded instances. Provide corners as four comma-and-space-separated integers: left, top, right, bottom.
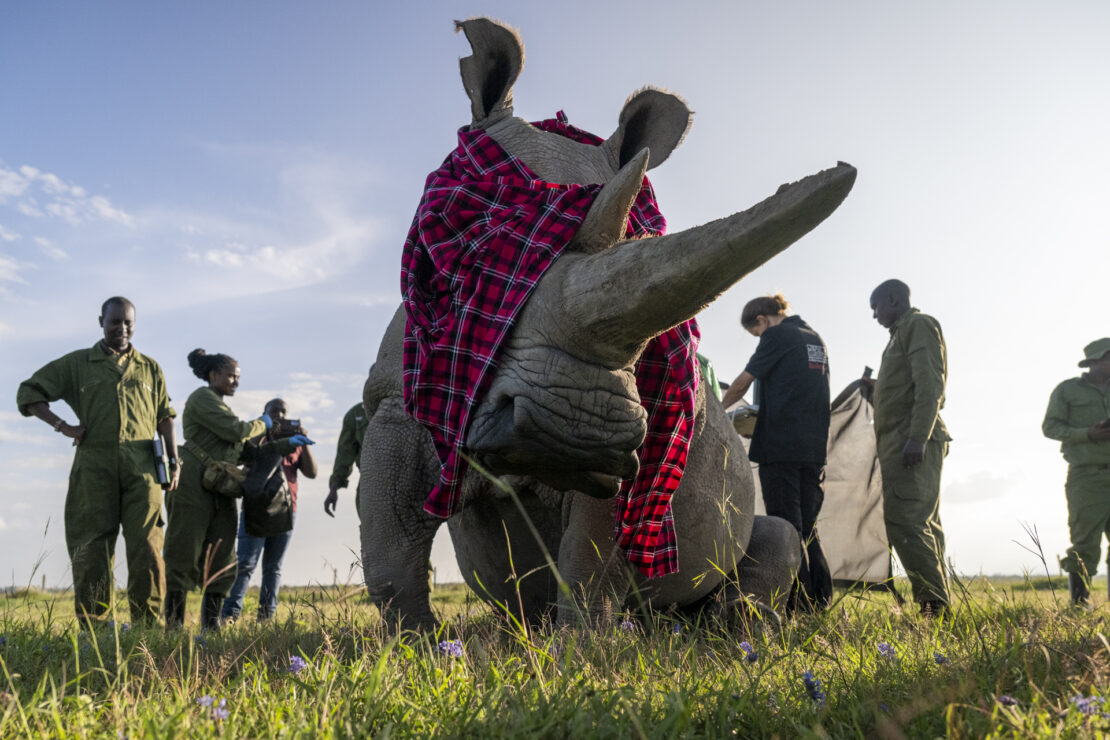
16, 360, 69, 416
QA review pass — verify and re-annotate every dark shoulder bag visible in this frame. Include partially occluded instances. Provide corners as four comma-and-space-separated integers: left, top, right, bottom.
241, 445, 294, 537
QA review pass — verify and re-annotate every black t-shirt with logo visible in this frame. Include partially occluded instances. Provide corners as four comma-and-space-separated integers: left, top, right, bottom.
744, 315, 830, 465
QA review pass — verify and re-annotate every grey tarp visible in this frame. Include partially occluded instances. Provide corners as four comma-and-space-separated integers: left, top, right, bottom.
730, 385, 891, 585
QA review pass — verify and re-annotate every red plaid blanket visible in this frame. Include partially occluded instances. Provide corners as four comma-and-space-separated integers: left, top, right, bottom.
401, 111, 699, 577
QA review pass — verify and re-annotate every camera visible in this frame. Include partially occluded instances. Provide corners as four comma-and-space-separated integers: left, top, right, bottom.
270, 418, 305, 439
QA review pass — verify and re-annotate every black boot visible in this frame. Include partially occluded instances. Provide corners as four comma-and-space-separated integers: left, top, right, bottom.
1069, 572, 1090, 606
164, 590, 187, 629
201, 592, 224, 630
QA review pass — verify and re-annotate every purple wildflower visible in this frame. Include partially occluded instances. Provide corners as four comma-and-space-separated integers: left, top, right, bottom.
197, 696, 229, 721
998, 695, 1017, 707
738, 641, 758, 663
802, 671, 826, 706
120, 624, 130, 633
876, 641, 897, 660
194, 634, 207, 650
672, 623, 683, 635
933, 652, 948, 665
1070, 694, 1106, 717
619, 619, 635, 632
879, 702, 890, 714
289, 655, 308, 675
438, 639, 464, 658
0, 636, 6, 648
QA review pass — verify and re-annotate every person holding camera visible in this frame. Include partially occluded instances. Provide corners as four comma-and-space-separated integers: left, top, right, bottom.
222, 398, 317, 622
1043, 338, 1110, 606
16, 297, 177, 628
163, 351, 307, 629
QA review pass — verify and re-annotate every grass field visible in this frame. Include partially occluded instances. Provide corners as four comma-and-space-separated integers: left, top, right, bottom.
3, 575, 1110, 738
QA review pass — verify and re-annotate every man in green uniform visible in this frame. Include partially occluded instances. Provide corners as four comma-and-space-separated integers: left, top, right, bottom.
16, 297, 178, 627
324, 402, 369, 519
1042, 338, 1110, 606
869, 279, 952, 615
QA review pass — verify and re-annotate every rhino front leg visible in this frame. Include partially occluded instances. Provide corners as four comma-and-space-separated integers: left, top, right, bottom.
733, 514, 802, 613
359, 398, 443, 630
557, 492, 634, 627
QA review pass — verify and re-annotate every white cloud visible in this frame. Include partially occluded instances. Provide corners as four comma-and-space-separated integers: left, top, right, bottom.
17, 200, 42, 218
8, 454, 74, 471
34, 237, 68, 262
0, 168, 28, 200
0, 516, 7, 530
0, 412, 55, 445
200, 249, 245, 268
88, 195, 131, 225
0, 164, 133, 227
0, 224, 19, 241
0, 253, 29, 285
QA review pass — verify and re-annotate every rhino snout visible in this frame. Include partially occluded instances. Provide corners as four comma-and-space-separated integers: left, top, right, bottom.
466, 389, 645, 497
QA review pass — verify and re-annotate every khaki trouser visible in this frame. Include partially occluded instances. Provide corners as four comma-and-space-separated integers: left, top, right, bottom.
163, 456, 238, 596
65, 442, 165, 625
1060, 465, 1110, 578
878, 437, 950, 604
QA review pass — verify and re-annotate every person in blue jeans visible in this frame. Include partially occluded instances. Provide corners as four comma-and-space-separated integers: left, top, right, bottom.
222, 398, 317, 622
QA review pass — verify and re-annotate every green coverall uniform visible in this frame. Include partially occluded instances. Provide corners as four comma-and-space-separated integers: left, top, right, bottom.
1042, 375, 1110, 578
16, 343, 175, 624
330, 402, 369, 518
163, 387, 267, 596
874, 308, 952, 606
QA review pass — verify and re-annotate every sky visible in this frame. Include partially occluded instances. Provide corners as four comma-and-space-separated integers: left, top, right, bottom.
2, 2, 1109, 592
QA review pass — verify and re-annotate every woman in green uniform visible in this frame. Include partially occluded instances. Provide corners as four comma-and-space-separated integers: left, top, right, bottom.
163, 348, 293, 629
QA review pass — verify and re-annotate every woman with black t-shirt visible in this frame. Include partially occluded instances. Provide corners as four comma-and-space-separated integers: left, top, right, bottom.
722, 294, 833, 612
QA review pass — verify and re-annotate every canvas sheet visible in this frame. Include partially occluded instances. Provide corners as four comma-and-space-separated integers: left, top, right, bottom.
733, 386, 891, 584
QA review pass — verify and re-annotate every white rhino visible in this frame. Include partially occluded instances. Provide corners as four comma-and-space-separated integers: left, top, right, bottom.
358, 17, 856, 629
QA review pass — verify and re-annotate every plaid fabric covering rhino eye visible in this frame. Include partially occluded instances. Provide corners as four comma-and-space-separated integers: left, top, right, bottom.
400, 111, 699, 578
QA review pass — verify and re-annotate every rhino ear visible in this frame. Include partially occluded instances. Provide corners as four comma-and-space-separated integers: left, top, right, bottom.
455, 18, 523, 128
609, 88, 692, 170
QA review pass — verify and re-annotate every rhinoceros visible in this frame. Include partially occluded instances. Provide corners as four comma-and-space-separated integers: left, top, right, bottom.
358, 17, 856, 629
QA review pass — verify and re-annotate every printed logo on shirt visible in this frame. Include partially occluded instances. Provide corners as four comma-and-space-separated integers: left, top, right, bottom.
807, 344, 828, 372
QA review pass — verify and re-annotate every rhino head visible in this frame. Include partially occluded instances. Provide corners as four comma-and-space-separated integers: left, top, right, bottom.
455, 18, 855, 497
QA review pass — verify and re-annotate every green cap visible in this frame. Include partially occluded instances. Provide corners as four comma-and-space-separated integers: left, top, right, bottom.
1079, 338, 1110, 367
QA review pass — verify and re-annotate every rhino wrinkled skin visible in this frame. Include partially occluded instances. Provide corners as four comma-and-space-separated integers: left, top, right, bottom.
358, 17, 855, 629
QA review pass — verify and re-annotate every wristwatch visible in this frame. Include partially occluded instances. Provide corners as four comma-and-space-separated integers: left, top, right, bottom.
53, 419, 65, 432
168, 457, 178, 468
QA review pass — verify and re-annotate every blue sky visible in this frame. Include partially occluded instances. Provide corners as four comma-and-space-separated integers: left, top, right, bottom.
2, 1, 1109, 590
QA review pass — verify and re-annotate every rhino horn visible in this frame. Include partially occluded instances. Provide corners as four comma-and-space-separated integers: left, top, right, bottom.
561, 162, 857, 358
568, 148, 650, 254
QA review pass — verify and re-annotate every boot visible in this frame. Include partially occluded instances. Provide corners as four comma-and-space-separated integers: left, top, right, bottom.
201, 592, 224, 630
1070, 572, 1090, 606
164, 590, 187, 629
920, 600, 951, 619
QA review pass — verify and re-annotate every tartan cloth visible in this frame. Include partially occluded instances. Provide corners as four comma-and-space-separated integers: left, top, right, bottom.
401, 111, 699, 577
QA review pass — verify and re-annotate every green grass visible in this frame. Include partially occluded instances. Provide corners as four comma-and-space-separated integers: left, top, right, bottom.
3, 578, 1110, 738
